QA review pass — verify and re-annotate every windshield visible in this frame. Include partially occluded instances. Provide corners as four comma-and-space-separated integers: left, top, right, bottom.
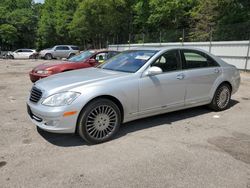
99, 50, 158, 73
68, 51, 94, 62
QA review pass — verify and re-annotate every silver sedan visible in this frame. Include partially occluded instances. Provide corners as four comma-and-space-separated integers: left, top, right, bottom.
27, 47, 240, 144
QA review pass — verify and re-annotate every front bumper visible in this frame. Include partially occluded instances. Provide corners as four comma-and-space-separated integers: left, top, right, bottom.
27, 100, 79, 133
29, 71, 50, 82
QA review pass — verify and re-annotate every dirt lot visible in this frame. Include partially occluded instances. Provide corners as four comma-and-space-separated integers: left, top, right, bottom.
0, 59, 250, 188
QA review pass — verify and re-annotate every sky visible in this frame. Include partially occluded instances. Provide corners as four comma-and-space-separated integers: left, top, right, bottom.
34, 0, 44, 3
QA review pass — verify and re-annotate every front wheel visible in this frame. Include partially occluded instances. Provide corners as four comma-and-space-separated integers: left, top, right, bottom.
77, 99, 121, 144
209, 83, 231, 111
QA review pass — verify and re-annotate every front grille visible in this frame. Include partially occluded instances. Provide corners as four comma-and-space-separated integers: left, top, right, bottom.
30, 86, 42, 103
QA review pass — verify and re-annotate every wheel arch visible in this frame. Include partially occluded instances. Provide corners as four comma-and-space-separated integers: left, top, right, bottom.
45, 53, 53, 59
68, 53, 75, 58
75, 95, 124, 132
217, 81, 232, 92
210, 78, 233, 100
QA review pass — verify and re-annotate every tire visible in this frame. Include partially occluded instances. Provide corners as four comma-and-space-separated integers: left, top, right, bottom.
68, 53, 75, 59
209, 83, 231, 111
77, 98, 121, 144
44, 53, 52, 60
9, 55, 14, 59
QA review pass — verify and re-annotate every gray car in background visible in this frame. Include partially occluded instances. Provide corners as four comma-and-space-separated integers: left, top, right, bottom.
27, 47, 240, 144
39, 45, 80, 60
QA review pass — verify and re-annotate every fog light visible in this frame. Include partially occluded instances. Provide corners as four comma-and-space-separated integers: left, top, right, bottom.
44, 120, 59, 126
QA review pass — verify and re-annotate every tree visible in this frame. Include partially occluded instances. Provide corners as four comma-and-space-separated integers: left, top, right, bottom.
0, 0, 39, 49
189, 0, 219, 41
0, 24, 18, 50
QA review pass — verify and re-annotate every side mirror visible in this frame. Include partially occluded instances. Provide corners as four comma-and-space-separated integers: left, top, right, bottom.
88, 59, 97, 65
146, 66, 163, 76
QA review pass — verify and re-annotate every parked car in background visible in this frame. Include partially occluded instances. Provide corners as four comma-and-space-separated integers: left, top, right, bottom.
29, 50, 119, 82
7, 49, 37, 59
27, 47, 240, 144
39, 45, 80, 60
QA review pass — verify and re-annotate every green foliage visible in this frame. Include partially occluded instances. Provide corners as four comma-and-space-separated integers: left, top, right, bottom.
0, 0, 249, 50
0, 0, 39, 50
0, 24, 18, 48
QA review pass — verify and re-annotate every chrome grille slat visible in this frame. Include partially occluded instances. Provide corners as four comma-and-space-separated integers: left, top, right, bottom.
29, 86, 42, 103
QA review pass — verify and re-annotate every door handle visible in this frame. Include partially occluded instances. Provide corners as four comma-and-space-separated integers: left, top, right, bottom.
214, 68, 220, 73
176, 73, 185, 80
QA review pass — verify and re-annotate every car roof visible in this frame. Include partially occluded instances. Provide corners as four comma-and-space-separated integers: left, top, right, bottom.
54, 45, 79, 47
84, 49, 118, 53
15, 48, 35, 51
126, 46, 205, 51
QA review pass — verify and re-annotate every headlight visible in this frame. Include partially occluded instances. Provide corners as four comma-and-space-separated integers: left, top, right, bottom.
42, 92, 81, 106
36, 70, 52, 74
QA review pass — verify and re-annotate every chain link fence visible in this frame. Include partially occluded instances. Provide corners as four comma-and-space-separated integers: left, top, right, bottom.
95, 22, 249, 48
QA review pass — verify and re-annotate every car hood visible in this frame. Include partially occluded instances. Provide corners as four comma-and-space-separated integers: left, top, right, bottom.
32, 61, 72, 71
35, 68, 129, 94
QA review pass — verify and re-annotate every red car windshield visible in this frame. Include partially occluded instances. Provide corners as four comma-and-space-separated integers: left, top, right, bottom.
68, 51, 94, 62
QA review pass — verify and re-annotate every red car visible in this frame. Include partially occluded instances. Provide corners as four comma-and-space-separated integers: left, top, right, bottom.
29, 50, 119, 82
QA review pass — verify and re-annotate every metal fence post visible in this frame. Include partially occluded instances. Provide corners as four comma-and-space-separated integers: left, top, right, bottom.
116, 35, 119, 51
160, 31, 162, 46
182, 29, 185, 46
245, 39, 250, 71
209, 27, 213, 53
128, 34, 131, 49
142, 33, 145, 45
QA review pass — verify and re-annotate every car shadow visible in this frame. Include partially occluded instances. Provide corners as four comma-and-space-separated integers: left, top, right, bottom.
37, 99, 239, 147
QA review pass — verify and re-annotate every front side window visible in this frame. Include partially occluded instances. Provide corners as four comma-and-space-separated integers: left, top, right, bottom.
100, 50, 158, 73
151, 50, 181, 72
68, 51, 94, 62
182, 50, 219, 69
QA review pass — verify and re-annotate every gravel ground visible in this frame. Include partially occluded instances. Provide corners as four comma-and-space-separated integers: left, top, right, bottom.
0, 59, 250, 188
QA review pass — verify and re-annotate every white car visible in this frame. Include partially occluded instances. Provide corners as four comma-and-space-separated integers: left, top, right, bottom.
8, 49, 37, 59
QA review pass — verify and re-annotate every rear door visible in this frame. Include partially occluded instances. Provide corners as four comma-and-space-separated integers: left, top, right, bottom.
23, 49, 33, 58
54, 46, 70, 58
180, 49, 221, 105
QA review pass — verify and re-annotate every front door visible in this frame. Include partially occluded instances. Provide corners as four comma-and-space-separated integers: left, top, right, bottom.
139, 50, 186, 114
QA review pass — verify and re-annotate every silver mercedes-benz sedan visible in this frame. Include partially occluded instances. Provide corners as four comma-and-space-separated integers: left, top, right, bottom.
27, 47, 240, 144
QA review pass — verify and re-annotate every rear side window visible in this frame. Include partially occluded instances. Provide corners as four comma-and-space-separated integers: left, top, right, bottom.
95, 52, 108, 61
23, 49, 33, 52
56, 46, 70, 50
182, 50, 219, 69
71, 46, 79, 50
107, 51, 119, 59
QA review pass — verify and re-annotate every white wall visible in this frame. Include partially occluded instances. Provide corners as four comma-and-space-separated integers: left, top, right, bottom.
109, 41, 250, 70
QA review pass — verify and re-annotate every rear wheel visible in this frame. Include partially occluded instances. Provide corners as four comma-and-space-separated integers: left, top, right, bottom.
209, 83, 231, 111
68, 53, 75, 59
44, 53, 52, 60
78, 98, 121, 144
